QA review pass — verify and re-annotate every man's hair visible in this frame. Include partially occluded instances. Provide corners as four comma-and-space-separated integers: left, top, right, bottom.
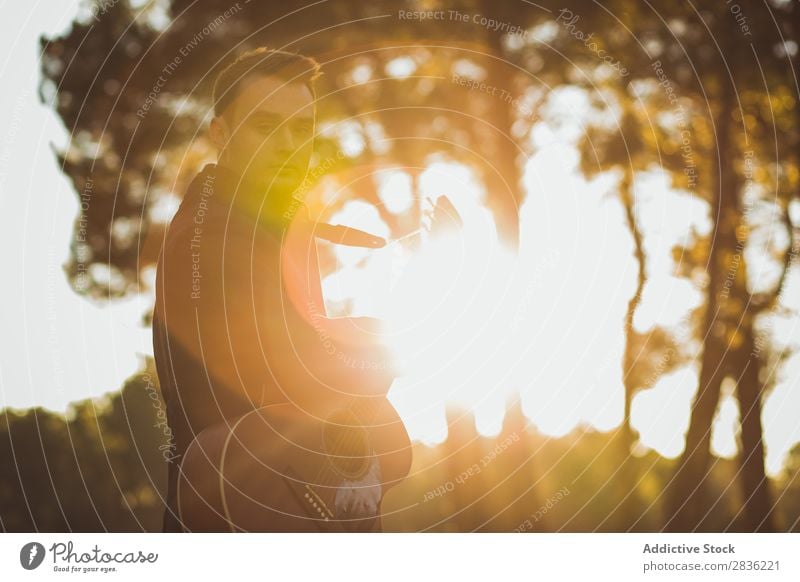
212, 47, 322, 118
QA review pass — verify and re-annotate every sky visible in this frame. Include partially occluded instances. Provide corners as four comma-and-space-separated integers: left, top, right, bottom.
0, 0, 798, 477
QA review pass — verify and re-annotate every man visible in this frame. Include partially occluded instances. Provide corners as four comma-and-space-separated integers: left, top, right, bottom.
152, 48, 406, 532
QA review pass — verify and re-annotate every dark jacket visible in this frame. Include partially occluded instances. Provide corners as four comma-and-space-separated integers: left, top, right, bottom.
153, 164, 393, 531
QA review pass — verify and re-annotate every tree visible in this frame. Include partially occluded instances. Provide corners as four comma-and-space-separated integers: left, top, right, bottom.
0, 363, 168, 531
518, 0, 798, 530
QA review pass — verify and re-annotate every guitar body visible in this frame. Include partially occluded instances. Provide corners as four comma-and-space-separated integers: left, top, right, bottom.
176, 398, 412, 532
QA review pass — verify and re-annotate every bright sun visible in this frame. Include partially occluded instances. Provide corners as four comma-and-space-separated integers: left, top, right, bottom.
310, 156, 786, 474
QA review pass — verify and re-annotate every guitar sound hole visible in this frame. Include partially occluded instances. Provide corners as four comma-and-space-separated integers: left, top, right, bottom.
322, 410, 371, 480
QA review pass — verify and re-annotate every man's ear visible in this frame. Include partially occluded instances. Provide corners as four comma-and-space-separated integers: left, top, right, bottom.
209, 115, 231, 155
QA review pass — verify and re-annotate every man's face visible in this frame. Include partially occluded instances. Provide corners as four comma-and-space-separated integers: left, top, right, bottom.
213, 74, 315, 212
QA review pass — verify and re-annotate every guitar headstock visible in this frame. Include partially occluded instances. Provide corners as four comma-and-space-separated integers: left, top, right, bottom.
311, 195, 463, 249
422, 195, 463, 240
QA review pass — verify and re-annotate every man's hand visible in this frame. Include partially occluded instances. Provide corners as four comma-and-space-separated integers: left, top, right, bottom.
315, 223, 387, 248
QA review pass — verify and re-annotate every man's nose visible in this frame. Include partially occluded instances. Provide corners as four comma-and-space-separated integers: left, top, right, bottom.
275, 124, 296, 153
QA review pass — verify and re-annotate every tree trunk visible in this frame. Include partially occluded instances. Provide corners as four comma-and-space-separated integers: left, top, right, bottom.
620, 168, 645, 449
734, 335, 777, 531
665, 90, 734, 532
478, 0, 521, 251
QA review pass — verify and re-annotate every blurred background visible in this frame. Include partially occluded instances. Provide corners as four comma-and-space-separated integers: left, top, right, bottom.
1, 0, 800, 532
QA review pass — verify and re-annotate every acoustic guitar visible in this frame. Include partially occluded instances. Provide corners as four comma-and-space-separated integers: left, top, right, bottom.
175, 195, 462, 532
